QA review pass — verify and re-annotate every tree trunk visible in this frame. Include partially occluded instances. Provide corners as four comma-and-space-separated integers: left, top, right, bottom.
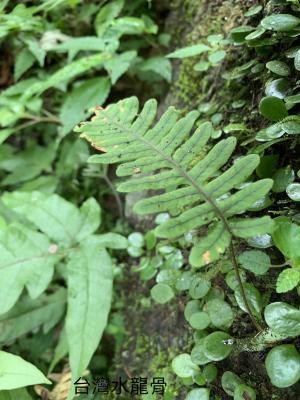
107, 1, 300, 399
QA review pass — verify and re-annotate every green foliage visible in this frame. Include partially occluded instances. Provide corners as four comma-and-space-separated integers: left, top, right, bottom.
265, 344, 300, 388
185, 388, 210, 400
264, 302, 300, 336
79, 96, 274, 268
238, 250, 271, 275
202, 331, 232, 361
172, 354, 199, 378
0, 190, 127, 393
0, 1, 168, 395
234, 384, 256, 400
221, 371, 244, 396
2, 0, 300, 398
0, 351, 50, 390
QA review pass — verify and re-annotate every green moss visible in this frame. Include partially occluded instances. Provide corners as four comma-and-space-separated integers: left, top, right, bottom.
168, 0, 254, 111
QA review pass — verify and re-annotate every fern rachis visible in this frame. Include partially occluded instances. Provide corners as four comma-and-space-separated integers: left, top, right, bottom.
77, 96, 274, 330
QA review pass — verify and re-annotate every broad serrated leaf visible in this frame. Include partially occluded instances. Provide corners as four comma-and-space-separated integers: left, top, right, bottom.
94, 0, 124, 37
0, 351, 51, 390
14, 48, 35, 81
1, 143, 56, 186
76, 198, 101, 242
0, 289, 66, 343
0, 223, 59, 314
66, 240, 113, 381
2, 192, 101, 246
104, 51, 137, 84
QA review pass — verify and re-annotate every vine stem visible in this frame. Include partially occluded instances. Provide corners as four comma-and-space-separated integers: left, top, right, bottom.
94, 104, 263, 332
229, 241, 263, 332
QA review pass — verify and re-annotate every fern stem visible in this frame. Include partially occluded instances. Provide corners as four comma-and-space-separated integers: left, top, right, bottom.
229, 241, 263, 332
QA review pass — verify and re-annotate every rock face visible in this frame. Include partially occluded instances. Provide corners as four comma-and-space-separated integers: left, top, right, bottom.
112, 1, 300, 399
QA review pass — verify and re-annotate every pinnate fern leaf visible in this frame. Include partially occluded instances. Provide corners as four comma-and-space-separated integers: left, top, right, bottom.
77, 97, 274, 267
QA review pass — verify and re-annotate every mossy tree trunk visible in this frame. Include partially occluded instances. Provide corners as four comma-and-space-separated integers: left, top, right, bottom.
108, 1, 300, 399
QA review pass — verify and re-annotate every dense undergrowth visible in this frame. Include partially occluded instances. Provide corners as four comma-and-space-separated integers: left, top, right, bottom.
0, 0, 300, 399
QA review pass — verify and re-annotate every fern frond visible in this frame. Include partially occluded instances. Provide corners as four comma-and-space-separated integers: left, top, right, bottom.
77, 97, 274, 267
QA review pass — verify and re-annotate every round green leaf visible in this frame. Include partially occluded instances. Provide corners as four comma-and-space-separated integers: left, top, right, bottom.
266, 60, 290, 77
265, 345, 300, 388
264, 302, 300, 336
184, 300, 201, 321
128, 232, 144, 247
185, 388, 210, 400
191, 341, 211, 366
265, 78, 290, 99
276, 268, 300, 293
127, 245, 143, 257
261, 14, 300, 32
172, 353, 199, 378
205, 299, 234, 329
234, 384, 256, 400
189, 275, 211, 299
189, 312, 210, 330
156, 269, 180, 285
204, 286, 225, 302
222, 371, 244, 396
287, 183, 300, 201
259, 96, 288, 122
238, 250, 271, 275
150, 283, 174, 304
203, 331, 233, 361
176, 271, 193, 291
203, 364, 218, 383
